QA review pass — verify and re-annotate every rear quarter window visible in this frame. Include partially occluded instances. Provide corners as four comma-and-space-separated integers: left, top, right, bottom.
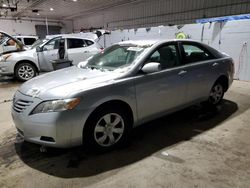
85, 40, 94, 46
183, 43, 215, 64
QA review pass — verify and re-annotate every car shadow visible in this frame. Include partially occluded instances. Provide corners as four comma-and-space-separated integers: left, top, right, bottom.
14, 99, 238, 178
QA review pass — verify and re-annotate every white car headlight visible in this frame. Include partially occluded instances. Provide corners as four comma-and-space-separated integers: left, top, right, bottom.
0, 54, 12, 62
31, 98, 80, 114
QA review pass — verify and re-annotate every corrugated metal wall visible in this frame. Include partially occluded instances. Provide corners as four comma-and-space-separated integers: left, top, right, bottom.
73, 0, 250, 31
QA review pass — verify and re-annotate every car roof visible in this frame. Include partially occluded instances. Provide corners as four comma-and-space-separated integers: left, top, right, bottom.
46, 35, 95, 41
13, 36, 38, 38
118, 39, 204, 46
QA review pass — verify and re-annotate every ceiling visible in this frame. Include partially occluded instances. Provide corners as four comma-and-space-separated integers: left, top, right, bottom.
0, 0, 139, 20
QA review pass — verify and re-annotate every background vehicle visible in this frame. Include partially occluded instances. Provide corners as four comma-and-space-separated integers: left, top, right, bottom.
13, 35, 38, 47
0, 31, 25, 54
0, 35, 101, 81
12, 39, 234, 150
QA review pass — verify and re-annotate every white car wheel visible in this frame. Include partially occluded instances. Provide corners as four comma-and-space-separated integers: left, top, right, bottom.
15, 63, 37, 81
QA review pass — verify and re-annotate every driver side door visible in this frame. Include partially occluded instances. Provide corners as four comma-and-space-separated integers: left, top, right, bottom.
37, 37, 62, 72
135, 43, 188, 123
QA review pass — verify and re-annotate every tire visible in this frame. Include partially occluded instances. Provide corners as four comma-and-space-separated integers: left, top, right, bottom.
82, 106, 132, 150
206, 81, 225, 106
15, 62, 37, 81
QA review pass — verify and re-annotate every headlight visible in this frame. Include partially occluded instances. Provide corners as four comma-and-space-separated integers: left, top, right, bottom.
31, 98, 80, 114
0, 54, 11, 62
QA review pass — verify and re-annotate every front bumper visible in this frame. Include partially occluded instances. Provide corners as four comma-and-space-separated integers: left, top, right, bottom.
0, 60, 15, 75
11, 91, 90, 148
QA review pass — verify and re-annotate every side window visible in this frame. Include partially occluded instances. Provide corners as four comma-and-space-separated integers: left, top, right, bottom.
43, 38, 60, 51
67, 39, 86, 49
85, 40, 94, 46
24, 38, 36, 45
183, 44, 215, 64
148, 44, 180, 69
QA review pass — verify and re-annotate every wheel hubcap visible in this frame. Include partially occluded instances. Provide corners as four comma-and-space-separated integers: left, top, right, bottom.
209, 84, 223, 104
18, 65, 35, 80
94, 113, 124, 147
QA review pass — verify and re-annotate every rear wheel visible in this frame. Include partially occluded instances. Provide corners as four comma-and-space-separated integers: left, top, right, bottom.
207, 82, 225, 105
15, 62, 37, 81
83, 107, 132, 150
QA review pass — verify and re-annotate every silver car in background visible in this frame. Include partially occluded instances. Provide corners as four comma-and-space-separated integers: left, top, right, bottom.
11, 39, 234, 149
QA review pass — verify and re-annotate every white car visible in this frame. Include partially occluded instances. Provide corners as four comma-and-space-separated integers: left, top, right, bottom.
0, 32, 101, 81
13, 35, 38, 47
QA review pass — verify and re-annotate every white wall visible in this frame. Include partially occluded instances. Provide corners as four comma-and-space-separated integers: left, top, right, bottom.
101, 19, 250, 81
0, 18, 73, 36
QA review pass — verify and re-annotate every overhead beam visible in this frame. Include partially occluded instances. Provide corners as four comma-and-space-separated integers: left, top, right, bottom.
62, 0, 142, 20
13, 0, 45, 17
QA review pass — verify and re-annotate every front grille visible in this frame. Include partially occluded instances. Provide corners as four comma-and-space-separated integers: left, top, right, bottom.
13, 99, 33, 113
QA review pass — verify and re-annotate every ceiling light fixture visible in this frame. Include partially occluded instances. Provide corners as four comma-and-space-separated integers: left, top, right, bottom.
2, 4, 7, 7
72, 0, 78, 2
50, 7, 54, 11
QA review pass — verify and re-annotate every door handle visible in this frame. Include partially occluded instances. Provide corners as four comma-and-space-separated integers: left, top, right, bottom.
84, 51, 90, 53
212, 62, 219, 67
178, 70, 187, 76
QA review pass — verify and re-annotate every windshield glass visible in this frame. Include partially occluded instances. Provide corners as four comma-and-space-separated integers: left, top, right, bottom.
84, 44, 150, 70
31, 39, 48, 49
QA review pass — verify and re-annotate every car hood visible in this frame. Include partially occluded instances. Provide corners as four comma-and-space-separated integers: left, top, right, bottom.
0, 30, 25, 55
18, 66, 121, 99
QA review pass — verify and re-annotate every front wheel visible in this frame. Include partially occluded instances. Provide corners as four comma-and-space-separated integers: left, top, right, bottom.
15, 63, 37, 81
83, 107, 131, 150
207, 82, 225, 106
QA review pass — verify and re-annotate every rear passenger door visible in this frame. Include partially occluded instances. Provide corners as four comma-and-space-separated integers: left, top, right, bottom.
66, 38, 98, 65
67, 38, 87, 65
180, 42, 219, 103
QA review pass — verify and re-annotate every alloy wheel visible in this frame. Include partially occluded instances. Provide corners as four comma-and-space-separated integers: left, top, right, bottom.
18, 65, 35, 80
209, 83, 224, 105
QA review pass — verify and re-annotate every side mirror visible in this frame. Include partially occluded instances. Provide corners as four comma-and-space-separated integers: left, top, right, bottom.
141, 62, 161, 74
36, 46, 43, 52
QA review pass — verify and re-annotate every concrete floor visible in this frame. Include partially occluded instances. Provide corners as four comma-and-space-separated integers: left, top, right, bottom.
0, 77, 250, 188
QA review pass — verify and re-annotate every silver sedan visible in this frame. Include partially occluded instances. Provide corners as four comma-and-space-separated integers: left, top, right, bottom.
11, 39, 234, 149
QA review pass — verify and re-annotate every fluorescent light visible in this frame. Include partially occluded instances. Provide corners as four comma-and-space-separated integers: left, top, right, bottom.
37, 13, 40, 15
50, 7, 54, 11
2, 4, 7, 7
72, 0, 78, 1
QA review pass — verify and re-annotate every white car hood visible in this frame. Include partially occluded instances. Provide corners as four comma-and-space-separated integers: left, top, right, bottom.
18, 66, 121, 99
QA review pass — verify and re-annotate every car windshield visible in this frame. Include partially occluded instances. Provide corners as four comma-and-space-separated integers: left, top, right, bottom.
84, 44, 150, 71
31, 39, 48, 49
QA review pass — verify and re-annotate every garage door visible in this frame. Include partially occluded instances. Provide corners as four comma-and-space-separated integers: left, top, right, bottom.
35, 25, 62, 39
